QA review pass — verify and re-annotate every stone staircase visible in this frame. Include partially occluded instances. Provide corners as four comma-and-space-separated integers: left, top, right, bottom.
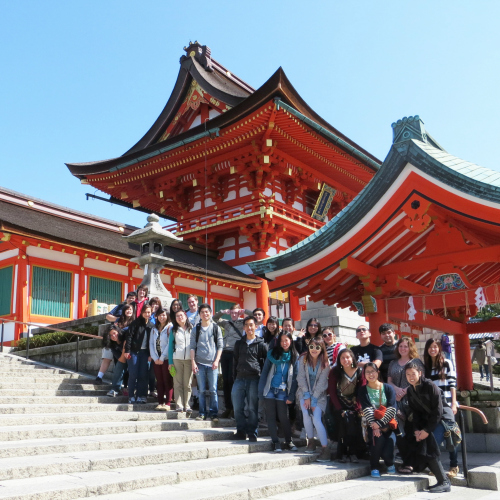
0, 353, 450, 499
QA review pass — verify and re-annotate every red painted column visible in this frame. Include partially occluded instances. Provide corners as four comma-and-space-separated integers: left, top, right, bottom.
255, 278, 270, 319
15, 252, 29, 341
254, 251, 270, 318
289, 290, 301, 323
454, 333, 473, 391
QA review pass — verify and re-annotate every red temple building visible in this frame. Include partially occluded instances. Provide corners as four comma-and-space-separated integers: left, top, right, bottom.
66, 42, 380, 320
250, 115, 500, 390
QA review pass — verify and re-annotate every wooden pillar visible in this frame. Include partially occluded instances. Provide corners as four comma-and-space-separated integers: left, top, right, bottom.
454, 333, 473, 391
15, 252, 29, 341
289, 290, 301, 323
367, 307, 385, 345
255, 278, 269, 319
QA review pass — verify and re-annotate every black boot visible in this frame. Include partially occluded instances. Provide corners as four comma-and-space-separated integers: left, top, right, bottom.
427, 458, 451, 493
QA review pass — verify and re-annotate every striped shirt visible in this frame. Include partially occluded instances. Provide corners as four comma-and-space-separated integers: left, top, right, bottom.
429, 359, 456, 407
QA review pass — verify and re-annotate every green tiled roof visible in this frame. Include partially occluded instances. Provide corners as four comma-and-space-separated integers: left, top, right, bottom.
249, 118, 500, 278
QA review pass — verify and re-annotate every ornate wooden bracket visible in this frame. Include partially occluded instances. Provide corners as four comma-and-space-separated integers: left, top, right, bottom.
403, 196, 432, 233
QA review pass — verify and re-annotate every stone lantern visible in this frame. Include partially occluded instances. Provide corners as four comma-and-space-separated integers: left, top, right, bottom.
123, 214, 183, 310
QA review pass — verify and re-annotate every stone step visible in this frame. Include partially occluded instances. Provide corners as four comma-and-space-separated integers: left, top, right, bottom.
0, 388, 111, 396
0, 396, 147, 404
264, 474, 429, 500
0, 417, 229, 440
0, 409, 182, 425
0, 367, 84, 376
0, 380, 102, 388
85, 461, 371, 500
0, 403, 164, 415
0, 427, 236, 458
0, 449, 318, 500
0, 438, 283, 481
0, 372, 91, 381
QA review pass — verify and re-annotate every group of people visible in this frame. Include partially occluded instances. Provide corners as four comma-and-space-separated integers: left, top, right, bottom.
98, 292, 458, 493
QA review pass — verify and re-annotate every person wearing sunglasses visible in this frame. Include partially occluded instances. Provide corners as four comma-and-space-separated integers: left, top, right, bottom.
322, 327, 346, 367
297, 337, 331, 461
295, 318, 321, 354
351, 325, 383, 369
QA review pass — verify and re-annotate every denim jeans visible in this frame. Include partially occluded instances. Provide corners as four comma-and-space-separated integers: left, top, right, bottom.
196, 363, 218, 417
127, 349, 149, 399
111, 360, 128, 393
232, 378, 259, 437
433, 421, 459, 468
479, 364, 490, 380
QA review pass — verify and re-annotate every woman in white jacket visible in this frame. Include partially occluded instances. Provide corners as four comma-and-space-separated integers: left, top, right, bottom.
297, 336, 331, 462
168, 309, 193, 414
149, 308, 172, 410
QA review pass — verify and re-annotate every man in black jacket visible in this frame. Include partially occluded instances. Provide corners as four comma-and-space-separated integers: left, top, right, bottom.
232, 316, 268, 441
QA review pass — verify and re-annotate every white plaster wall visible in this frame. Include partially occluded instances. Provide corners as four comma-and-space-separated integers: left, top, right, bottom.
243, 291, 257, 311
132, 269, 143, 279
192, 201, 201, 211
263, 188, 272, 197
220, 237, 235, 249
12, 265, 18, 314
84, 259, 128, 276
292, 201, 304, 211
189, 115, 201, 129
239, 186, 251, 197
0, 249, 19, 261
205, 198, 215, 207
238, 235, 248, 244
267, 248, 277, 256
160, 274, 171, 284
224, 190, 236, 202
175, 277, 205, 291
211, 285, 239, 298
73, 274, 79, 319
27, 246, 79, 266
279, 238, 288, 248
2, 322, 15, 342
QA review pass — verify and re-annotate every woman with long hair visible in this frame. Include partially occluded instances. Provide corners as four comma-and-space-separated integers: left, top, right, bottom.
424, 338, 459, 479
264, 316, 281, 347
168, 309, 194, 414
258, 332, 298, 452
387, 336, 424, 473
169, 299, 183, 326
124, 304, 154, 404
328, 348, 364, 462
359, 363, 397, 478
149, 308, 173, 410
297, 337, 331, 461
296, 318, 322, 354
403, 361, 451, 493
115, 304, 135, 331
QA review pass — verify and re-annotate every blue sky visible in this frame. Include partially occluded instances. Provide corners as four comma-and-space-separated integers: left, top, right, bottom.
1, 1, 499, 228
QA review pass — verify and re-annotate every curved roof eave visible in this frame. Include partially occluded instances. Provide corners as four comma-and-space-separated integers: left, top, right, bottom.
66, 67, 381, 179
249, 138, 500, 279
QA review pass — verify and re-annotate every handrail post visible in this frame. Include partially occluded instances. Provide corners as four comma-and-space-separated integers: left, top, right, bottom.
26, 326, 30, 360
0, 320, 4, 353
76, 336, 80, 372
458, 409, 469, 484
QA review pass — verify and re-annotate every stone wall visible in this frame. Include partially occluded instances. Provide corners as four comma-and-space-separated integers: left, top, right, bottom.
14, 339, 112, 379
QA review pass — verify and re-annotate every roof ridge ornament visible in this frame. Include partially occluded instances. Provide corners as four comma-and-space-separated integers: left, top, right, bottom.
391, 115, 427, 144
181, 41, 213, 72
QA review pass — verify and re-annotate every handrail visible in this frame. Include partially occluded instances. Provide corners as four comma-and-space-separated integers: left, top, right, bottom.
1, 318, 103, 372
1, 319, 102, 339
457, 405, 489, 485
